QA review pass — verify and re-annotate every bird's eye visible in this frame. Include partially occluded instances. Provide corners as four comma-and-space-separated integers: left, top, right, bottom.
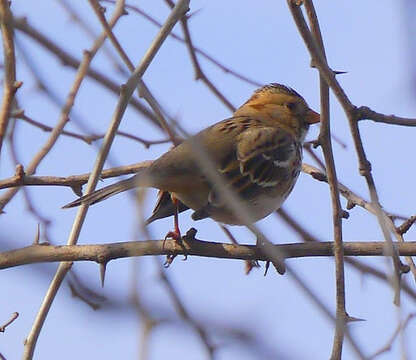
286, 102, 296, 111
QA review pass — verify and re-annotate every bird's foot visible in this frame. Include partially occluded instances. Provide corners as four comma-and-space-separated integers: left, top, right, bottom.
165, 230, 182, 242
256, 235, 286, 275
163, 228, 193, 265
245, 260, 260, 275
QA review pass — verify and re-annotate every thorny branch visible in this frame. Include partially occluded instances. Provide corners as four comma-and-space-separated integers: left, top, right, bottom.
101, 0, 263, 87
12, 17, 160, 127
2, 240, 416, 270
22, 2, 190, 359
13, 109, 171, 146
287, 0, 403, 309
22, 1, 130, 358
165, 0, 236, 112
302, 1, 347, 358
0, 312, 19, 332
367, 313, 415, 360
1, 2, 416, 360
0, 0, 19, 156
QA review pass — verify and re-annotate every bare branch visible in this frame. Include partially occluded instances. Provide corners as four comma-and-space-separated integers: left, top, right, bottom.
357, 106, 416, 127
0, 312, 18, 332
302, 1, 347, 357
0, 0, 19, 155
101, 0, 263, 87
165, 0, 236, 112
0, 161, 152, 191
276, 209, 416, 301
22, 2, 190, 359
12, 17, 160, 126
286, 1, 403, 307
367, 313, 415, 360
2, 239, 416, 270
13, 110, 171, 146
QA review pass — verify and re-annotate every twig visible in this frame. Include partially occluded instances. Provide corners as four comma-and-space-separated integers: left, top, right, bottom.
59, 0, 127, 75
22, 1, 136, 358
397, 216, 416, 236
301, 162, 416, 283
220, 225, 258, 274
87, 0, 179, 145
0, 312, 19, 332
13, 109, 171, 146
158, 262, 215, 358
357, 106, 416, 127
367, 313, 415, 360
67, 270, 107, 310
287, 0, 403, 306
1, 5, 126, 214
276, 208, 416, 301
22, 2, 190, 359
303, 2, 346, 357
0, 0, 19, 156
12, 17, 160, 127
101, 0, 263, 87
0, 161, 153, 191
6, 118, 53, 243
166, 0, 235, 112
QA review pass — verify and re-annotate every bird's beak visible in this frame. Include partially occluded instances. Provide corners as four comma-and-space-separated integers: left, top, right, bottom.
305, 109, 320, 124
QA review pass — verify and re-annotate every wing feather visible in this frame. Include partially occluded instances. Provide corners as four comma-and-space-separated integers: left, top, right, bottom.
236, 127, 296, 186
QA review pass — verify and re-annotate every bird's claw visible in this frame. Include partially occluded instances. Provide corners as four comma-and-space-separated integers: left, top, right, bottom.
164, 230, 182, 242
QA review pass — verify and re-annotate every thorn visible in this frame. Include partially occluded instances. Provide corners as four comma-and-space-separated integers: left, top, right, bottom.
346, 200, 356, 210
184, 227, 197, 241
271, 260, 286, 275
346, 314, 365, 323
71, 185, 83, 197
164, 254, 176, 268
14, 80, 23, 90
33, 223, 40, 245
15, 164, 25, 179
397, 215, 416, 235
264, 261, 270, 276
400, 264, 410, 274
99, 262, 107, 287
311, 171, 327, 182
245, 260, 260, 275
311, 139, 321, 149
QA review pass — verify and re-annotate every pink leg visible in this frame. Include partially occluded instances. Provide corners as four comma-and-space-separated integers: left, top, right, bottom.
165, 195, 182, 241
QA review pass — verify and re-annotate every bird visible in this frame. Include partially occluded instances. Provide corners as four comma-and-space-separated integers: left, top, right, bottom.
63, 83, 320, 243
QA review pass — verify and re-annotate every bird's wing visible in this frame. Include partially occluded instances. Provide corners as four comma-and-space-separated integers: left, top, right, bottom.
192, 126, 299, 221
232, 126, 297, 189
146, 190, 189, 224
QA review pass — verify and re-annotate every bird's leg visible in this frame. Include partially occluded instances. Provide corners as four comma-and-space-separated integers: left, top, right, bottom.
256, 235, 286, 275
164, 194, 182, 242
164, 194, 188, 265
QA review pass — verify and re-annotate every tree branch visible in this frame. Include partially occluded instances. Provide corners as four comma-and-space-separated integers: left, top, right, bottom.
2, 240, 416, 270
0, 0, 19, 156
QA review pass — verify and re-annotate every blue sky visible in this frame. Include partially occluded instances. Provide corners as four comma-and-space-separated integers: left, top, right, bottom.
1, 1, 416, 359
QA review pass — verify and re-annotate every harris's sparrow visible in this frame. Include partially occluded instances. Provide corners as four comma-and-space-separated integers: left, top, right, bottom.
63, 83, 320, 240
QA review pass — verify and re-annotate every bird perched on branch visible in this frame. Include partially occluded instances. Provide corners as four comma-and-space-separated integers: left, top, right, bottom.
63, 83, 319, 244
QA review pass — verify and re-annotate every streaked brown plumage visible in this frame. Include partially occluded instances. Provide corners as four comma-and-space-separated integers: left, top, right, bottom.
63, 83, 319, 235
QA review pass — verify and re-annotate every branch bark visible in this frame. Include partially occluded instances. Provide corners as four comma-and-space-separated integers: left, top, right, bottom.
2, 240, 416, 270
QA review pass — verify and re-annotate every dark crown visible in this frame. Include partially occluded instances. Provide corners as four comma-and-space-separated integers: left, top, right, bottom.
255, 83, 303, 99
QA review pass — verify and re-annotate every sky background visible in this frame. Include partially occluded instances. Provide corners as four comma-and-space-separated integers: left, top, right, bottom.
1, 1, 416, 359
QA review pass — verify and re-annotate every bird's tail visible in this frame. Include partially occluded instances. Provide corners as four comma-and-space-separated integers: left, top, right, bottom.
62, 175, 140, 209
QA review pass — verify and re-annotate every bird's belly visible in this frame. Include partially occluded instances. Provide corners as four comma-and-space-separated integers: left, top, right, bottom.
207, 193, 286, 225
172, 190, 209, 212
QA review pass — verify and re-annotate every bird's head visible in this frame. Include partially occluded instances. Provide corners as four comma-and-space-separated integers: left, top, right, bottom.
235, 83, 320, 140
